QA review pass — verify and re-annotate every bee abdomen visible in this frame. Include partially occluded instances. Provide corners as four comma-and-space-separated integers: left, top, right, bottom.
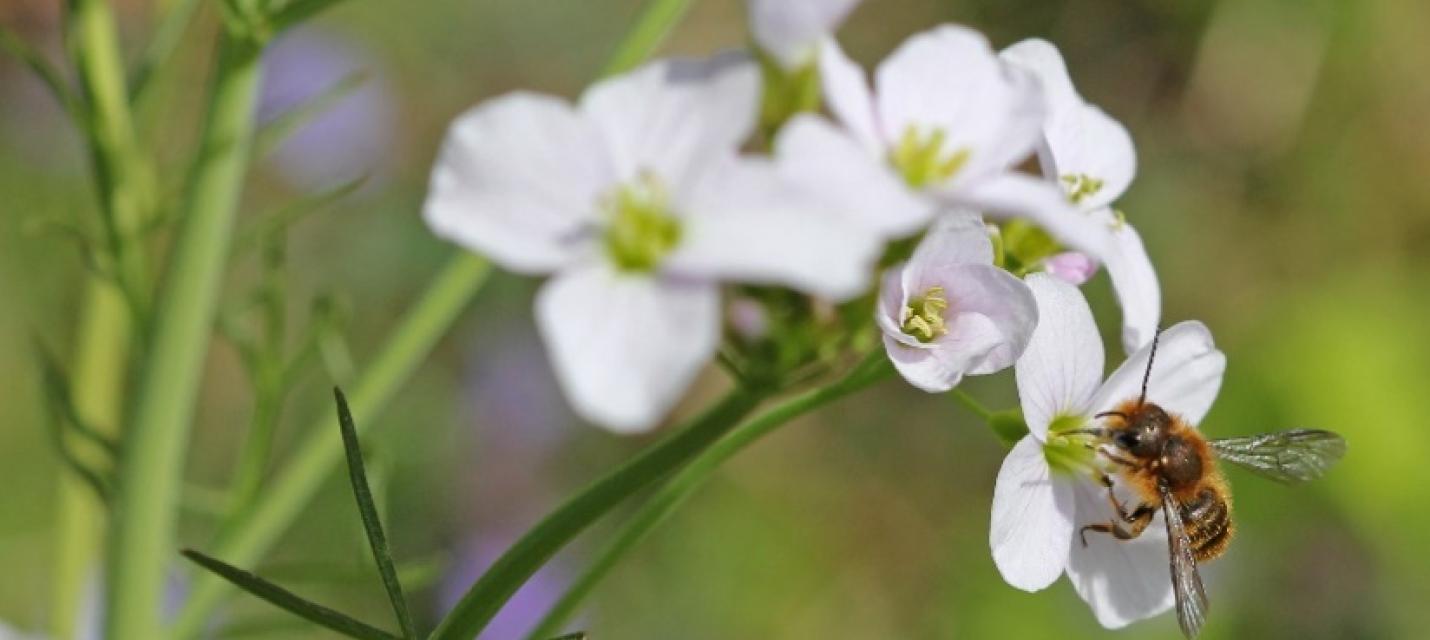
1180, 488, 1234, 562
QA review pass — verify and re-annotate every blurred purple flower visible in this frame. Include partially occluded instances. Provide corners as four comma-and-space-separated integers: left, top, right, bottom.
1043, 251, 1099, 286
259, 28, 397, 190
438, 534, 578, 640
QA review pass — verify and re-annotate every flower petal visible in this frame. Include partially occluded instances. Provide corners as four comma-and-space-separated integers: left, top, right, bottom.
875, 25, 1045, 182
1094, 210, 1161, 354
1090, 321, 1225, 425
883, 312, 1002, 393
748, 0, 862, 70
818, 37, 883, 154
907, 213, 995, 269
990, 435, 1077, 592
535, 264, 720, 432
999, 38, 1081, 113
1044, 251, 1099, 286
581, 52, 759, 193
1016, 274, 1104, 439
901, 262, 1038, 376
1065, 481, 1175, 628
1044, 104, 1137, 211
963, 173, 1108, 256
667, 156, 883, 301
774, 114, 934, 237
875, 265, 913, 343
424, 92, 611, 273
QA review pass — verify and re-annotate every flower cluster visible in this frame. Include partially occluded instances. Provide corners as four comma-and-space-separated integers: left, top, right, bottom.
424, 0, 1190, 631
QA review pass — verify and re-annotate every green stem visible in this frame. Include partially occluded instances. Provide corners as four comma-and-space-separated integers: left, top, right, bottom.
950, 388, 994, 422
172, 252, 491, 638
50, 282, 130, 640
51, 0, 155, 635
428, 386, 771, 640
527, 354, 892, 639
105, 35, 264, 640
600, 0, 695, 76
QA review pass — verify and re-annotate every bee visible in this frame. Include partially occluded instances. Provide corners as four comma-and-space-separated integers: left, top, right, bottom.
1072, 331, 1347, 638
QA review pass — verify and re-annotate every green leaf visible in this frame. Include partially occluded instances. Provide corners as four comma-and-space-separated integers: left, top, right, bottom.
234, 175, 366, 255
254, 71, 368, 158
267, 0, 356, 32
334, 388, 418, 639
180, 549, 402, 640
0, 26, 83, 125
129, 0, 204, 104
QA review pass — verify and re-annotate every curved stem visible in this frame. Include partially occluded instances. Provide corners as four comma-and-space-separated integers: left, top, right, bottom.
106, 35, 263, 640
428, 386, 770, 640
950, 388, 993, 422
527, 354, 892, 639
172, 253, 491, 639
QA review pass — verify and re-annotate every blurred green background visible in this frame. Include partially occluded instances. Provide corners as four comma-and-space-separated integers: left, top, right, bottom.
3, 0, 1428, 638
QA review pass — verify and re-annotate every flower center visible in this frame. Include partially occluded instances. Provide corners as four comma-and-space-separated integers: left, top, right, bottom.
1060, 173, 1104, 204
603, 173, 682, 273
890, 126, 970, 188
1043, 413, 1098, 476
900, 286, 949, 343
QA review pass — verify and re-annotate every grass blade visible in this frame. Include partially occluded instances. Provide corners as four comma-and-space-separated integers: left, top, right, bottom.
254, 71, 368, 159
334, 388, 418, 639
235, 175, 366, 254
268, 0, 356, 32
600, 0, 695, 77
0, 26, 82, 124
180, 549, 401, 640
129, 0, 204, 104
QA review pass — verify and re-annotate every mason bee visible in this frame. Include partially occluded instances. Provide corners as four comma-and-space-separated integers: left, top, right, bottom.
1072, 332, 1347, 638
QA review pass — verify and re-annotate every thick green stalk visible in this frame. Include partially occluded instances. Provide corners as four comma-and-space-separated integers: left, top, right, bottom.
50, 283, 130, 640
528, 354, 892, 639
51, 0, 155, 635
429, 386, 770, 640
172, 253, 491, 638
105, 35, 264, 640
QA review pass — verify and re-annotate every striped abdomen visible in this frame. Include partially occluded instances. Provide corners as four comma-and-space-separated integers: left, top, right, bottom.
1179, 486, 1234, 562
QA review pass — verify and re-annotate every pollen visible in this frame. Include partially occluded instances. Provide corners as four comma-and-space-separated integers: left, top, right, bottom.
900, 286, 950, 342
890, 126, 971, 188
603, 172, 682, 273
1060, 173, 1104, 204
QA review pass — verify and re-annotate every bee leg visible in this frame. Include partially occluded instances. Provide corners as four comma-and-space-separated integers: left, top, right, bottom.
1079, 504, 1156, 546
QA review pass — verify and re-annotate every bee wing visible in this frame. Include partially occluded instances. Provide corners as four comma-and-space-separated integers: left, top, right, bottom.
1208, 428, 1346, 484
1161, 483, 1209, 639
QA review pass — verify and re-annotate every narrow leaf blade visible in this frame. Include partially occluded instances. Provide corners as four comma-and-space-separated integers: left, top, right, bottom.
334, 388, 418, 639
254, 71, 368, 158
180, 549, 401, 640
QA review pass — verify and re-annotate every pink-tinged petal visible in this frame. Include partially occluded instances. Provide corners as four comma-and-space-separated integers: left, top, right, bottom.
876, 25, 1045, 183
749, 0, 862, 70
1093, 211, 1161, 354
876, 265, 916, 345
774, 114, 934, 237
1016, 274, 1104, 439
902, 262, 1038, 376
1066, 481, 1175, 628
907, 213, 995, 270
1044, 251, 1099, 286
580, 52, 759, 193
424, 92, 611, 273
991, 435, 1077, 591
535, 264, 720, 433
882, 312, 1001, 393
668, 157, 884, 301
1045, 104, 1137, 210
1090, 321, 1225, 425
818, 37, 883, 154
962, 173, 1108, 256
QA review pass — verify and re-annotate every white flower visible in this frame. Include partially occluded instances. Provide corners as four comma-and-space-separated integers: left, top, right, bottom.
774, 24, 1074, 239
990, 274, 1226, 627
747, 0, 862, 70
1000, 39, 1161, 354
425, 53, 884, 432
876, 215, 1037, 392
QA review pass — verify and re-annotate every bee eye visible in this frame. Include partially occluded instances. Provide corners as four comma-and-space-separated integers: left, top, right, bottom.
1116, 431, 1138, 449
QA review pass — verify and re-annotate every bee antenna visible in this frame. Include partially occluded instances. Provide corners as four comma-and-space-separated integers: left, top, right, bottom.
1137, 327, 1163, 408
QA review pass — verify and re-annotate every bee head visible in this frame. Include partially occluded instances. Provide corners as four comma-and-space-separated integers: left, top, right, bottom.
1114, 403, 1171, 457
